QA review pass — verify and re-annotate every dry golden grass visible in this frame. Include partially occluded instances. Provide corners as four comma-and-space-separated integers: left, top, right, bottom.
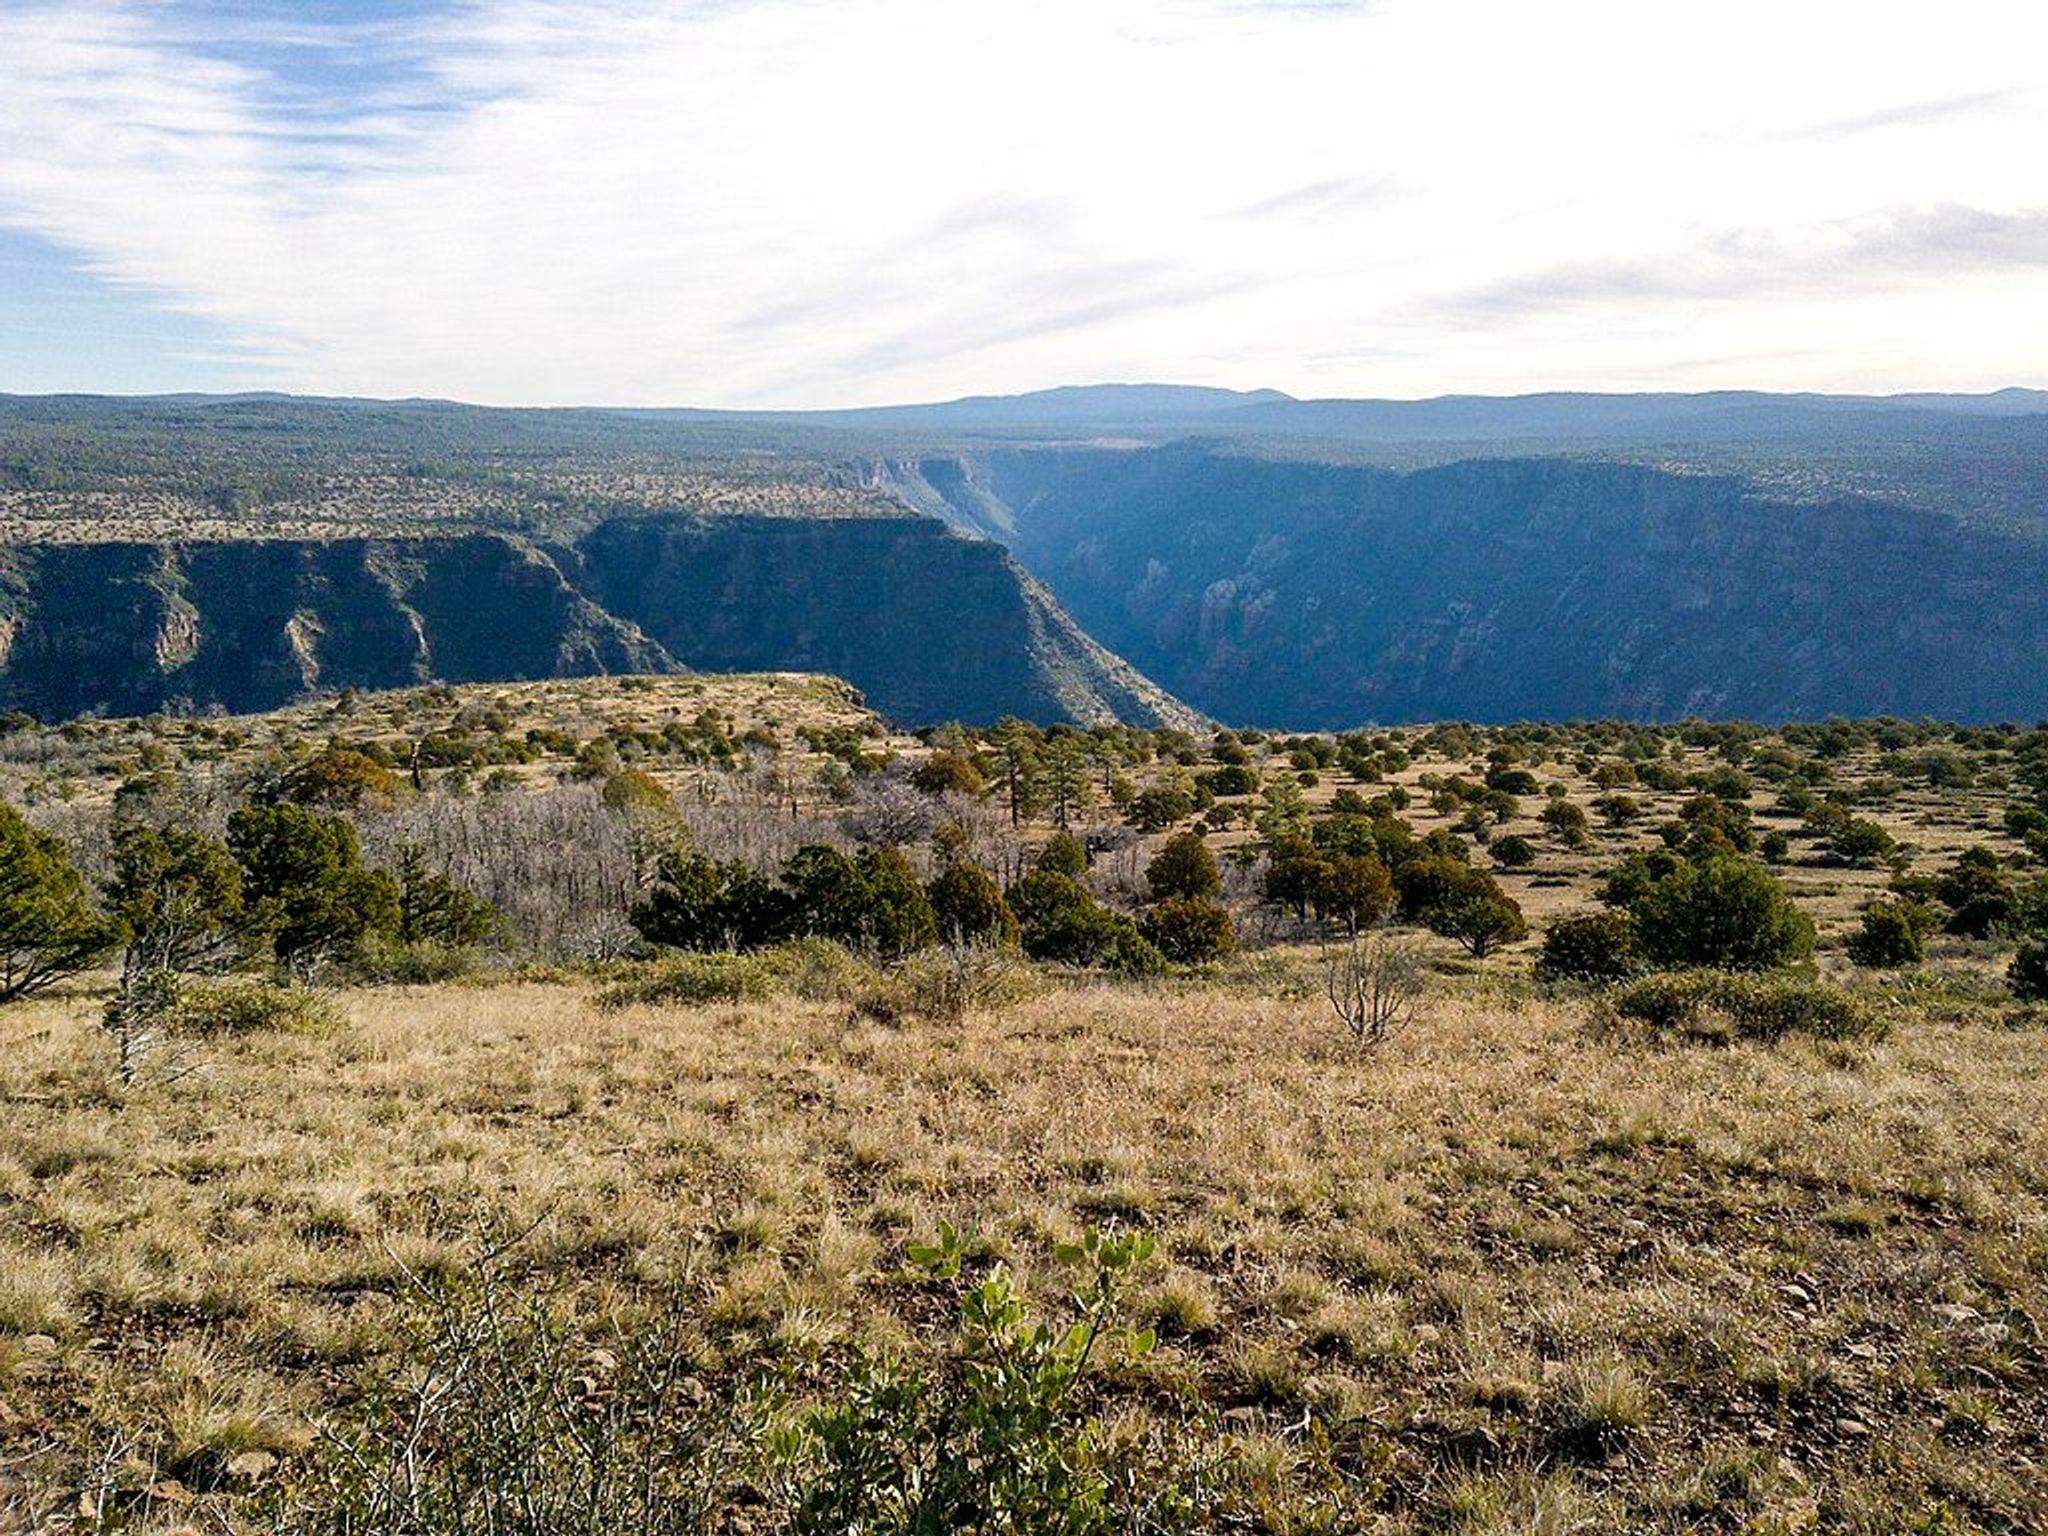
2, 971, 2043, 1530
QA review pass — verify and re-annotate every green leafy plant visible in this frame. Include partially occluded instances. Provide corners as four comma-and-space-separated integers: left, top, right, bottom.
779, 1222, 1157, 1536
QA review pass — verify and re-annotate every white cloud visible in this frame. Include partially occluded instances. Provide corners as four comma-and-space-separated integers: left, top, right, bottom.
0, 0, 2044, 404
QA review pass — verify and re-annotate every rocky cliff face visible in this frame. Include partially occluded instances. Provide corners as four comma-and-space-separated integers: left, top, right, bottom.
0, 535, 666, 718
573, 515, 1195, 726
0, 517, 1197, 727
906, 446, 2048, 726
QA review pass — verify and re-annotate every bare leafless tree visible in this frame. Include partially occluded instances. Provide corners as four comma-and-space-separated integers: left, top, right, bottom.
1323, 923, 1424, 1049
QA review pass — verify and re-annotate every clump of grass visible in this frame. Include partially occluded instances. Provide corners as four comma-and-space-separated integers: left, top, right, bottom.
0, 1249, 79, 1336
1549, 1356, 1649, 1458
1227, 1340, 1305, 1406
1141, 1270, 1221, 1340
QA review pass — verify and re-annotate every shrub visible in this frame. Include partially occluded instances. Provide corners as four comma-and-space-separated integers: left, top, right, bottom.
1146, 831, 1220, 901
596, 766, 670, 815
350, 936, 481, 985
1406, 860, 1524, 957
926, 863, 1019, 949
278, 745, 399, 809
1607, 970, 1879, 1043
1677, 794, 1754, 853
1198, 763, 1260, 797
911, 750, 986, 798
1939, 850, 2016, 938
1023, 901, 1164, 975
1627, 857, 1815, 972
2011, 941, 2048, 1003
0, 803, 121, 1003
107, 819, 253, 974
1394, 853, 1476, 921
1034, 831, 1089, 880
1263, 835, 1327, 924
600, 953, 774, 1009
1536, 911, 1640, 984
1007, 868, 1094, 933
1541, 800, 1590, 848
791, 1224, 1161, 1534
844, 848, 938, 960
287, 1227, 1215, 1536
393, 845, 498, 948
1140, 896, 1236, 965
632, 850, 788, 952
1845, 901, 1932, 969
175, 979, 343, 1036
1825, 817, 1897, 868
756, 937, 881, 1003
1423, 883, 1527, 958
1489, 834, 1537, 870
854, 946, 1039, 1024
1128, 786, 1194, 833
1593, 793, 1640, 827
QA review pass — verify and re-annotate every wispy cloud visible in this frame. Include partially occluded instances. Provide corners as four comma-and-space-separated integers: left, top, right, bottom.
0, 0, 2044, 402
1789, 87, 2025, 141
1415, 206, 2048, 324
1230, 176, 1391, 220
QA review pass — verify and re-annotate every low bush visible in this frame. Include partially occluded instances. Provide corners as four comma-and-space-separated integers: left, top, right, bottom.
852, 945, 1040, 1025
599, 952, 775, 1009
1535, 911, 1640, 984
1489, 834, 1538, 870
176, 979, 343, 1036
1140, 896, 1236, 965
1626, 856, 1815, 972
1605, 970, 1880, 1044
349, 937, 482, 985
1844, 902, 1933, 969
757, 937, 882, 1003
2011, 941, 2048, 1004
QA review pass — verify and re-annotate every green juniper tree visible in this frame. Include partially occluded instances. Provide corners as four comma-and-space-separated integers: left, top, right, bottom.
0, 804, 120, 1004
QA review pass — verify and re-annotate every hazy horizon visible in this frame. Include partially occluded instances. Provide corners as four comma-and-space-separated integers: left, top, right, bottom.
6, 380, 2047, 416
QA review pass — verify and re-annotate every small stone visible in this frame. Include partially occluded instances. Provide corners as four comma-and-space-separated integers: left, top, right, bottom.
227, 1449, 277, 1481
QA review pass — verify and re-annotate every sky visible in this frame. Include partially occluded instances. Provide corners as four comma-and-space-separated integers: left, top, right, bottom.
0, 0, 2043, 408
